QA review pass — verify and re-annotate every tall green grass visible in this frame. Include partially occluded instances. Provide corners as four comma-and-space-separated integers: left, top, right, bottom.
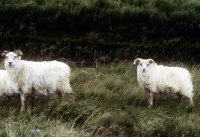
1, 0, 200, 21
1, 0, 200, 62
0, 61, 200, 136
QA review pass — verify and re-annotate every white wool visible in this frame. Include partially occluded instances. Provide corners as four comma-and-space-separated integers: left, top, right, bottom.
0, 70, 19, 97
133, 58, 193, 107
3, 51, 73, 111
5, 59, 72, 94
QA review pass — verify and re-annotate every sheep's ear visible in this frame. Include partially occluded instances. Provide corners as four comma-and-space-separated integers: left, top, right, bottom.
133, 58, 141, 65
2, 50, 9, 57
148, 59, 155, 64
14, 50, 23, 56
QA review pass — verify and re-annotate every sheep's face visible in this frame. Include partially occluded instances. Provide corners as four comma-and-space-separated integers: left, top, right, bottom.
133, 58, 155, 73
3, 52, 21, 68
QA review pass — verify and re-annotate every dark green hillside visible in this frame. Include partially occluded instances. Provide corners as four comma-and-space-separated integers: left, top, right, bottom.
0, 0, 200, 63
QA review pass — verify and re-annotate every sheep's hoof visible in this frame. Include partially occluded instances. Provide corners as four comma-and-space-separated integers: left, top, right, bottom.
20, 110, 25, 113
189, 102, 194, 107
20, 107, 26, 112
148, 105, 153, 108
188, 103, 194, 108
189, 104, 194, 107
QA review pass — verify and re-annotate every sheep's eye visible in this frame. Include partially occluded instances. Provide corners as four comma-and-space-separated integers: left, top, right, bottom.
139, 63, 142, 66
14, 56, 17, 59
147, 64, 149, 66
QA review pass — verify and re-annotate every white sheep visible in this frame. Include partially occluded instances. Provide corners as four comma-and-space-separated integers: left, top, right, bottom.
0, 70, 19, 101
2, 50, 74, 112
133, 58, 193, 107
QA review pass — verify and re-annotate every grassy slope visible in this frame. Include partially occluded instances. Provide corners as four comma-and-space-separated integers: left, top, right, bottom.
0, 1, 200, 135
1, 0, 200, 62
0, 61, 199, 136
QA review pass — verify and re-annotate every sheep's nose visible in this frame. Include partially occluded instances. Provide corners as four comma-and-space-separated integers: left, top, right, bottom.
8, 62, 12, 66
143, 68, 145, 72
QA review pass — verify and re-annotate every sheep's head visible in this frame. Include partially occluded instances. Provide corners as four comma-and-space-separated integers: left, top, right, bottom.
133, 58, 156, 73
2, 50, 23, 68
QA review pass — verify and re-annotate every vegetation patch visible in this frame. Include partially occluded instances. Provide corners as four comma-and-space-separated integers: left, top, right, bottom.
0, 0, 200, 63
0, 62, 199, 136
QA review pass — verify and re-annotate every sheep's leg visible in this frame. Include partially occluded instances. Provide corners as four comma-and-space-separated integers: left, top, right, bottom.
7, 96, 11, 102
20, 93, 26, 112
30, 96, 35, 109
188, 98, 194, 106
176, 93, 183, 104
29, 88, 37, 108
67, 93, 74, 103
20, 92, 31, 112
60, 85, 74, 102
177, 92, 194, 106
7, 96, 11, 106
57, 92, 62, 102
148, 91, 154, 108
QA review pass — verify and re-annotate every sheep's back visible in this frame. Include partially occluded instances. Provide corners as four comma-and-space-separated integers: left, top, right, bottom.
16, 60, 71, 91
137, 66, 192, 94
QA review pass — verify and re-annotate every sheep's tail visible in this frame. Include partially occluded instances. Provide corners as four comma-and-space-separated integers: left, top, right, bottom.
180, 77, 193, 99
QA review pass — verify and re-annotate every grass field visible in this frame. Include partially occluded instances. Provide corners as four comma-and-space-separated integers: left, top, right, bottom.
0, 61, 199, 136
1, 0, 200, 136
